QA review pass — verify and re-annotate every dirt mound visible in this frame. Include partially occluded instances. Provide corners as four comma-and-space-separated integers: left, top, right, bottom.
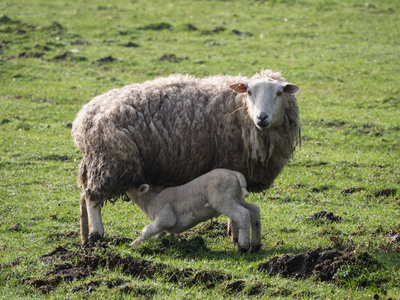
308, 211, 341, 222
258, 248, 375, 282
24, 238, 230, 294
374, 188, 396, 197
341, 187, 365, 195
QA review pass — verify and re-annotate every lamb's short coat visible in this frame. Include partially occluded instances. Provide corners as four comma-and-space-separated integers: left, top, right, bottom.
127, 169, 261, 253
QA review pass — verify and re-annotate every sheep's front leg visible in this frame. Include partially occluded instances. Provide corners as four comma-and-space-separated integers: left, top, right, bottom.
130, 219, 167, 247
80, 194, 89, 246
87, 200, 104, 243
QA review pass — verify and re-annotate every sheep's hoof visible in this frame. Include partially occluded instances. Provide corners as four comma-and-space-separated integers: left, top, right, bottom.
89, 232, 103, 243
249, 244, 261, 254
237, 246, 249, 254
81, 241, 95, 249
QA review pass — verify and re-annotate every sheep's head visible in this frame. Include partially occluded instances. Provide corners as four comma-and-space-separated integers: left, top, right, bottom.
230, 78, 299, 130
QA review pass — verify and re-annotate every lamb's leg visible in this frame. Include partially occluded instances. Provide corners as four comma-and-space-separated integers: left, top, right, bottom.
240, 201, 261, 253
227, 218, 239, 244
130, 219, 167, 246
155, 231, 167, 239
131, 209, 177, 247
80, 194, 89, 246
218, 204, 251, 254
87, 200, 104, 243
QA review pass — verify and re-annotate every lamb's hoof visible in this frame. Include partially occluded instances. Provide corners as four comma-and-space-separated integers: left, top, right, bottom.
129, 240, 141, 247
249, 244, 261, 254
237, 246, 249, 254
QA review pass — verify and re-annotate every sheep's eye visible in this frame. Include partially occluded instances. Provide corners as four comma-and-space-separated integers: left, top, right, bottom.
248, 91, 252, 96
277, 91, 283, 97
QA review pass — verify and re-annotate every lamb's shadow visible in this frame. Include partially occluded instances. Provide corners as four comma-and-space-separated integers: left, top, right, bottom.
132, 233, 280, 261
135, 235, 211, 257
130, 218, 298, 260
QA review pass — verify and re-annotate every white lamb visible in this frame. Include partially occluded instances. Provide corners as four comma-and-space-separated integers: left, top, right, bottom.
126, 169, 262, 253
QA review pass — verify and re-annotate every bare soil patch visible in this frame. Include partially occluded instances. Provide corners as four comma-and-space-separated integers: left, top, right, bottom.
22, 235, 383, 296
374, 188, 397, 197
24, 237, 231, 294
341, 187, 365, 195
308, 211, 341, 222
258, 248, 376, 281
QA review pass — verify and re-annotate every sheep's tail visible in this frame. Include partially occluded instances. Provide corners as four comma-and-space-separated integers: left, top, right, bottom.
232, 171, 249, 198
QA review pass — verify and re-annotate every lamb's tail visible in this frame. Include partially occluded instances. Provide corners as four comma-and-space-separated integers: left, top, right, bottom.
231, 171, 249, 198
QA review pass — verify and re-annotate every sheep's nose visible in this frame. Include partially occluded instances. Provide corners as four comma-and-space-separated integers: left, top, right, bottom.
256, 111, 269, 128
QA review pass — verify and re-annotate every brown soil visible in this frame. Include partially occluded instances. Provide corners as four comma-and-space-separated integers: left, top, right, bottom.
24, 238, 230, 294
374, 188, 397, 197
22, 236, 380, 296
308, 211, 341, 222
258, 248, 375, 281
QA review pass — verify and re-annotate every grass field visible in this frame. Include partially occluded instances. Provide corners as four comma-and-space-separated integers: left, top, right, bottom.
1, 0, 400, 298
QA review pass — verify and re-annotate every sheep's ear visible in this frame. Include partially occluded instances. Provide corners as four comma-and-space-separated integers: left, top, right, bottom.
229, 82, 249, 93
139, 184, 150, 194
283, 83, 299, 94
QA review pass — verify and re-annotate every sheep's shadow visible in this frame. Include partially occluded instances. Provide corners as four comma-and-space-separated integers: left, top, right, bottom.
132, 233, 294, 261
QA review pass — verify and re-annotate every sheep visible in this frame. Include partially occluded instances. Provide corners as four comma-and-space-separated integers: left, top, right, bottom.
126, 168, 261, 253
72, 69, 300, 245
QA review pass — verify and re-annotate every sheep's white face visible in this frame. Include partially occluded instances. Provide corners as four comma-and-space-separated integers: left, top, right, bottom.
230, 78, 299, 130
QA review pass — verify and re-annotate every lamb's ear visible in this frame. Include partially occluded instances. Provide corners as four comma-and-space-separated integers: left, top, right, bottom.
229, 82, 249, 93
138, 184, 150, 194
283, 83, 299, 94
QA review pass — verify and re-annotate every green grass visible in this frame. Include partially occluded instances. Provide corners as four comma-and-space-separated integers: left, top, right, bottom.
1, 0, 400, 298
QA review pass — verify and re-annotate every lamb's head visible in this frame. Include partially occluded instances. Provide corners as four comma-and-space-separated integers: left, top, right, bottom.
138, 184, 150, 195
230, 78, 299, 130
127, 184, 151, 201
132, 184, 164, 198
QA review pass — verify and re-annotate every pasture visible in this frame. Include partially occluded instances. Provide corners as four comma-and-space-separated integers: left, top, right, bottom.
1, 0, 399, 298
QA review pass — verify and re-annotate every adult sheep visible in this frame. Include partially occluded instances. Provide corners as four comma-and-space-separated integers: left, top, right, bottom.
72, 69, 301, 245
